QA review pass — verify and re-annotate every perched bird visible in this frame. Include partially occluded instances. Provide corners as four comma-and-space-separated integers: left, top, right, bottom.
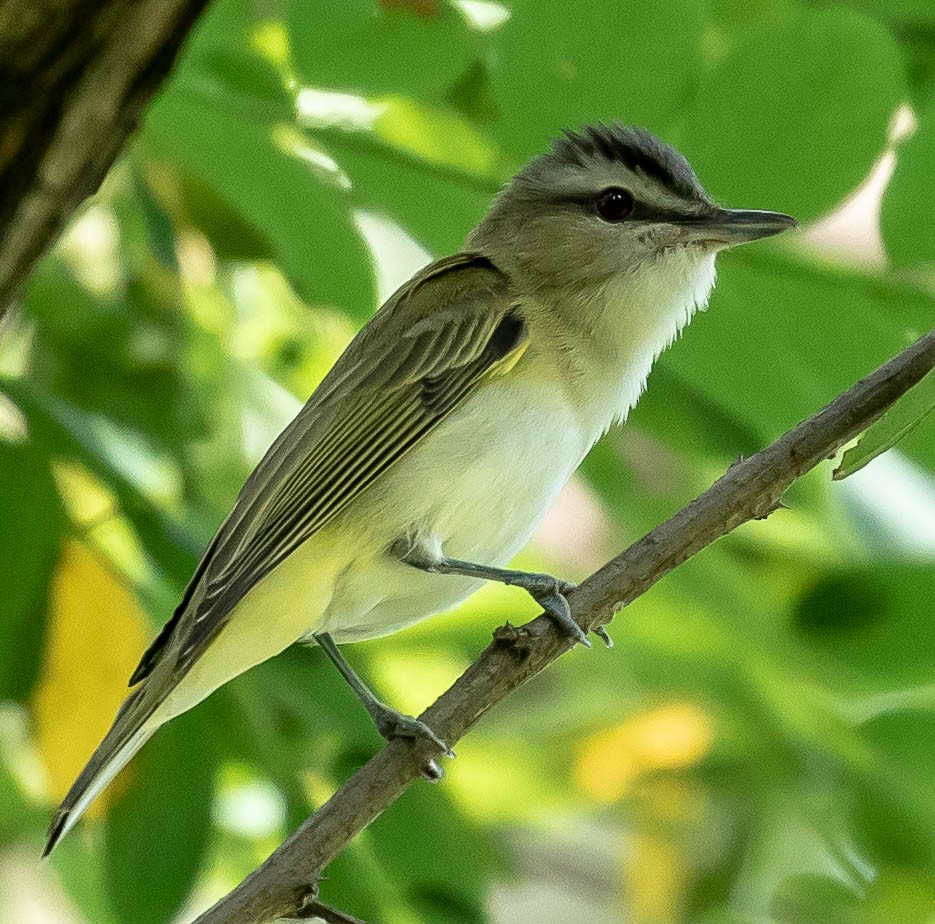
45, 123, 794, 853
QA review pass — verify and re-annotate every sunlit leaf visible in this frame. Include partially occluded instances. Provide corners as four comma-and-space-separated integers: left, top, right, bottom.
833, 370, 935, 480
142, 93, 375, 319
1, 378, 204, 589
287, 1, 480, 101
31, 540, 150, 812
575, 703, 713, 804
318, 130, 492, 255
859, 868, 935, 921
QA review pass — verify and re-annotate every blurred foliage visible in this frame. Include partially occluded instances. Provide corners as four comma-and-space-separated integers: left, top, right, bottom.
0, 1, 933, 922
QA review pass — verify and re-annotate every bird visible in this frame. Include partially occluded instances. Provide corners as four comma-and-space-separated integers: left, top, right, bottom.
44, 123, 794, 854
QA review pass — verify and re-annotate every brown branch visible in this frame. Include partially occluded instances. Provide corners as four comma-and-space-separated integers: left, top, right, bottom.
0, 0, 210, 319
194, 328, 935, 924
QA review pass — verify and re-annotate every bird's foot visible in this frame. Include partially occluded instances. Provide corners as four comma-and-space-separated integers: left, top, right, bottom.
509, 572, 591, 648
369, 702, 454, 758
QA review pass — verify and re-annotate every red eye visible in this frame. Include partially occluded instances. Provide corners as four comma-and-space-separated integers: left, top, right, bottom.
596, 187, 634, 222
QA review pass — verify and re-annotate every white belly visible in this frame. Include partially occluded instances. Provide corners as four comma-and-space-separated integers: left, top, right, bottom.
317, 372, 595, 641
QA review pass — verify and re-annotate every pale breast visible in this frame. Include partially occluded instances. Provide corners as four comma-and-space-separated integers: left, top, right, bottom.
381, 370, 591, 562
316, 368, 593, 641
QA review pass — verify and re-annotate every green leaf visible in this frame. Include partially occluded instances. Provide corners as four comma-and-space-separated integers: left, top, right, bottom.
859, 869, 935, 921
882, 103, 935, 267
176, 168, 276, 263
833, 369, 935, 480
1, 378, 204, 589
52, 835, 121, 924
793, 563, 935, 697
857, 710, 935, 864
287, 1, 480, 102
142, 92, 375, 319
22, 242, 201, 464
318, 130, 492, 255
680, 8, 904, 221
367, 783, 493, 921
844, 1, 935, 27
104, 705, 216, 924
171, 0, 294, 120
0, 435, 63, 702
770, 873, 861, 924
488, 0, 707, 164
659, 252, 934, 445
187, 47, 294, 123
0, 759, 40, 846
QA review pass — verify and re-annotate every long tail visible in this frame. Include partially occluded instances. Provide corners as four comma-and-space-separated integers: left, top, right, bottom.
42, 688, 159, 856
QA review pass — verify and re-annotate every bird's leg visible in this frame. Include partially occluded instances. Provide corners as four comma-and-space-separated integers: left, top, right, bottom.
399, 547, 602, 648
313, 632, 453, 757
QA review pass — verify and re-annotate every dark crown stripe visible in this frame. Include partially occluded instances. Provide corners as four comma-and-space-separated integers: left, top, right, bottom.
551, 123, 707, 202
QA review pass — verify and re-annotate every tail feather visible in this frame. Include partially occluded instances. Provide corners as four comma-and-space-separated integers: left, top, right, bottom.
42, 691, 158, 857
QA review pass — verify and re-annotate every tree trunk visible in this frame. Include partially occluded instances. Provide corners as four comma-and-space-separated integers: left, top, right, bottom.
0, 0, 210, 319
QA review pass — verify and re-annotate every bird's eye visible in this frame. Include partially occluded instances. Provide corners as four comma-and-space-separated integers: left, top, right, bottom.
595, 187, 634, 222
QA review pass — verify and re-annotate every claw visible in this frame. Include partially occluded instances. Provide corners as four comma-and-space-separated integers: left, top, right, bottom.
539, 591, 590, 648
420, 759, 444, 783
594, 626, 613, 648
371, 704, 454, 757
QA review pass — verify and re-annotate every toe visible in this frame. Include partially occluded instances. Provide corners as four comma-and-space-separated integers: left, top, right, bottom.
541, 592, 590, 647
410, 719, 454, 757
384, 711, 454, 757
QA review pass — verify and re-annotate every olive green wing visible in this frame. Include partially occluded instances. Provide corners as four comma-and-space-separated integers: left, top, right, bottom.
131, 254, 526, 683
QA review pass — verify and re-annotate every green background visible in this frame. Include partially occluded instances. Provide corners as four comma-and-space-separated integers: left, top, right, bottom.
1, 1, 934, 921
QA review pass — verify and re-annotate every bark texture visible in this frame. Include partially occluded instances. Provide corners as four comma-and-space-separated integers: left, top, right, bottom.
0, 0, 209, 318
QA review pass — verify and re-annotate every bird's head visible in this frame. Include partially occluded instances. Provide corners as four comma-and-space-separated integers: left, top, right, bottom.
469, 123, 795, 307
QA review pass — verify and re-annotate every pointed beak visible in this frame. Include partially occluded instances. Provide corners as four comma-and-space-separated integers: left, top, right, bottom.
685, 208, 797, 247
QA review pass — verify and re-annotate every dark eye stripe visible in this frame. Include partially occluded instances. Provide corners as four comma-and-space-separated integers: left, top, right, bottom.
549, 192, 712, 225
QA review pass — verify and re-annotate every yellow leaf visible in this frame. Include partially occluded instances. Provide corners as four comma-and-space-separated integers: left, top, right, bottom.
374, 97, 501, 177
31, 539, 150, 815
574, 702, 714, 804
624, 832, 689, 924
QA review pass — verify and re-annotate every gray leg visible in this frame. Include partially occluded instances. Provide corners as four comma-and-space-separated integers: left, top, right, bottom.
313, 632, 453, 757
400, 548, 604, 648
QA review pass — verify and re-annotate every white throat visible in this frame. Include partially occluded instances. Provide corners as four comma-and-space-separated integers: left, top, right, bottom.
570, 251, 718, 440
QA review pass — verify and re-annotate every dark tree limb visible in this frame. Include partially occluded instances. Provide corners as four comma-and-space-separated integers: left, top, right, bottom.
0, 0, 210, 319
193, 329, 935, 924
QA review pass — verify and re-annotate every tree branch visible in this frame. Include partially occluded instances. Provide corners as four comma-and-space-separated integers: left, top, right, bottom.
0, 0, 209, 319
194, 328, 935, 924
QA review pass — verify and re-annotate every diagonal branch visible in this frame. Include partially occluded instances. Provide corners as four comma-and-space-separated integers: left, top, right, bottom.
194, 328, 935, 924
